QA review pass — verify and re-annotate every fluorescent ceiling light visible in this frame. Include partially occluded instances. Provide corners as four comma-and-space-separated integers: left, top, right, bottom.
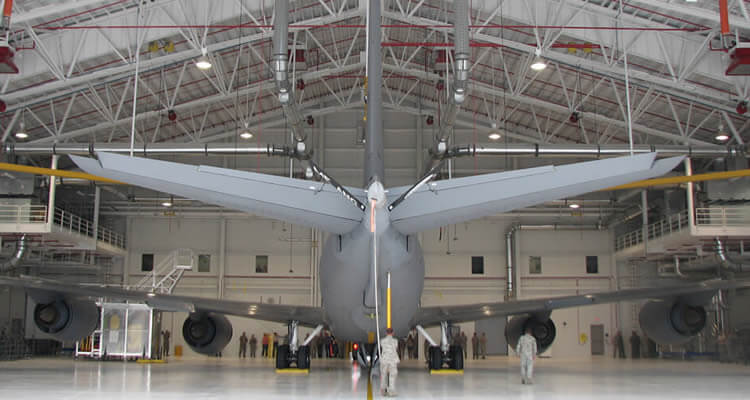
161, 201, 173, 207
715, 133, 730, 142
14, 131, 28, 139
569, 203, 581, 209
488, 132, 502, 140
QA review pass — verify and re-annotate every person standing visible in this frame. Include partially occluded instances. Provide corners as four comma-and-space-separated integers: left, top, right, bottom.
423, 338, 429, 361
379, 328, 400, 397
480, 332, 488, 359
273, 332, 279, 358
461, 332, 468, 359
515, 328, 538, 385
614, 330, 626, 359
262, 333, 269, 357
630, 331, 641, 359
471, 332, 479, 360
249, 334, 257, 358
310, 334, 318, 359
162, 330, 171, 358
239, 332, 248, 358
406, 333, 415, 360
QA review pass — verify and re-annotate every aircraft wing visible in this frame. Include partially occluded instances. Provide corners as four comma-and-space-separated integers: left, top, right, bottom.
413, 279, 750, 327
389, 153, 683, 234
0, 276, 325, 327
70, 152, 363, 234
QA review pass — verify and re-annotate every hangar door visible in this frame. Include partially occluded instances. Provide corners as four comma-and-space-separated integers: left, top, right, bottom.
475, 317, 508, 356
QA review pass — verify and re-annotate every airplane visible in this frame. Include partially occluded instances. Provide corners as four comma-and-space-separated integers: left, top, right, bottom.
2, 0, 748, 373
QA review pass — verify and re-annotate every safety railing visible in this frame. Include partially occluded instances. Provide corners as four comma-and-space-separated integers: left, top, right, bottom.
0, 204, 126, 249
616, 206, 750, 252
695, 207, 750, 227
615, 210, 688, 252
0, 204, 47, 224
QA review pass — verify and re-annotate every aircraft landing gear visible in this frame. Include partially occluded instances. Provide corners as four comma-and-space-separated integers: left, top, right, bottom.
275, 321, 321, 371
422, 322, 463, 372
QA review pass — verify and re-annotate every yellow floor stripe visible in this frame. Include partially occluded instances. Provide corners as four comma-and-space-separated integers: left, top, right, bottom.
367, 371, 373, 400
135, 359, 167, 364
430, 369, 464, 375
275, 369, 309, 374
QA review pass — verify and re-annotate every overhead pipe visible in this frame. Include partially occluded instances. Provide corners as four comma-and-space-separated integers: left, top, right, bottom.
0, 234, 27, 272
715, 238, 750, 273
272, 0, 307, 144
3, 142, 308, 158
4, 143, 742, 159
432, 0, 470, 158
446, 143, 742, 159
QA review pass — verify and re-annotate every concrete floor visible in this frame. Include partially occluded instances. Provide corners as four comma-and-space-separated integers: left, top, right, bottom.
1, 356, 748, 399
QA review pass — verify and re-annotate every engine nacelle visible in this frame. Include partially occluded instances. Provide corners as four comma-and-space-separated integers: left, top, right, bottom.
182, 312, 233, 355
33, 299, 99, 341
505, 314, 556, 355
639, 300, 706, 345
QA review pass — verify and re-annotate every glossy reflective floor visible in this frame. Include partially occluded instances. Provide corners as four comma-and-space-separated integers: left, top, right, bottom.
1, 356, 749, 399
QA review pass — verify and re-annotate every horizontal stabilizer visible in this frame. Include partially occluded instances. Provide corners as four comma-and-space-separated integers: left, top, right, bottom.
390, 153, 683, 234
71, 153, 363, 234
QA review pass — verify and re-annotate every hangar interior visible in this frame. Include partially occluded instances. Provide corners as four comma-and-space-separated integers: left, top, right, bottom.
1, 0, 750, 398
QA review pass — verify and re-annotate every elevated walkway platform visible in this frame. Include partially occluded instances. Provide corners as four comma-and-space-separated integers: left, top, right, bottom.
0, 204, 126, 256
615, 207, 750, 259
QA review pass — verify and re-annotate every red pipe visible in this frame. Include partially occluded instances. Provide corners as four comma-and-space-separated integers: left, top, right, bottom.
720, 0, 731, 36
38, 23, 707, 32
382, 41, 600, 49
3, 0, 12, 17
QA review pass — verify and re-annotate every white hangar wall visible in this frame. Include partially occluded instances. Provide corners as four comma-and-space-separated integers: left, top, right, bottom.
125, 214, 620, 359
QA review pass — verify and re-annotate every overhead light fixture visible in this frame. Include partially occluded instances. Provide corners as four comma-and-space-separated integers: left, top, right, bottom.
715, 123, 730, 142
162, 196, 174, 207
240, 129, 253, 140
569, 203, 581, 209
488, 132, 502, 140
530, 48, 547, 71
195, 48, 212, 70
15, 122, 27, 139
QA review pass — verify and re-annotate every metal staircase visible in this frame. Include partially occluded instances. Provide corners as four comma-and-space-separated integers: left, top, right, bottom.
132, 248, 194, 294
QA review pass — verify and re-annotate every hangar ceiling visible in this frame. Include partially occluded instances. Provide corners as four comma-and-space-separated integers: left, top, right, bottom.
1, 0, 748, 219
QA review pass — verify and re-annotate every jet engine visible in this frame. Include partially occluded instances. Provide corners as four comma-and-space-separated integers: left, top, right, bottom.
639, 300, 706, 345
505, 314, 556, 354
182, 312, 233, 355
33, 298, 99, 341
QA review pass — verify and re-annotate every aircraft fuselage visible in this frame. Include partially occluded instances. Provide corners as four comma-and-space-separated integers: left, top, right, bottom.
319, 201, 424, 342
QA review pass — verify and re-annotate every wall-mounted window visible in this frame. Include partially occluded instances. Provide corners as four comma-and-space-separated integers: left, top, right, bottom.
529, 256, 542, 274
255, 255, 269, 273
471, 256, 484, 274
141, 254, 154, 272
586, 256, 599, 274
197, 254, 211, 273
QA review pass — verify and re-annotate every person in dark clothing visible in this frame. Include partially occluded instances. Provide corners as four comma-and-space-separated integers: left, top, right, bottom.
273, 332, 279, 358
249, 334, 257, 358
614, 330, 626, 358
239, 332, 248, 358
162, 330, 171, 358
630, 331, 641, 359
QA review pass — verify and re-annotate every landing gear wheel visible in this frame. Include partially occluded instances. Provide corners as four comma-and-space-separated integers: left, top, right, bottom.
297, 345, 310, 369
450, 345, 463, 370
429, 346, 443, 370
276, 344, 290, 369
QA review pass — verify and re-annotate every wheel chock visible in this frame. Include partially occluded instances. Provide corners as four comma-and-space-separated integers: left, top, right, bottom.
429, 369, 463, 375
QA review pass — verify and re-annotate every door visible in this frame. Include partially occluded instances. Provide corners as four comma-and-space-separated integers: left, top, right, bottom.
475, 317, 508, 356
590, 324, 605, 355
